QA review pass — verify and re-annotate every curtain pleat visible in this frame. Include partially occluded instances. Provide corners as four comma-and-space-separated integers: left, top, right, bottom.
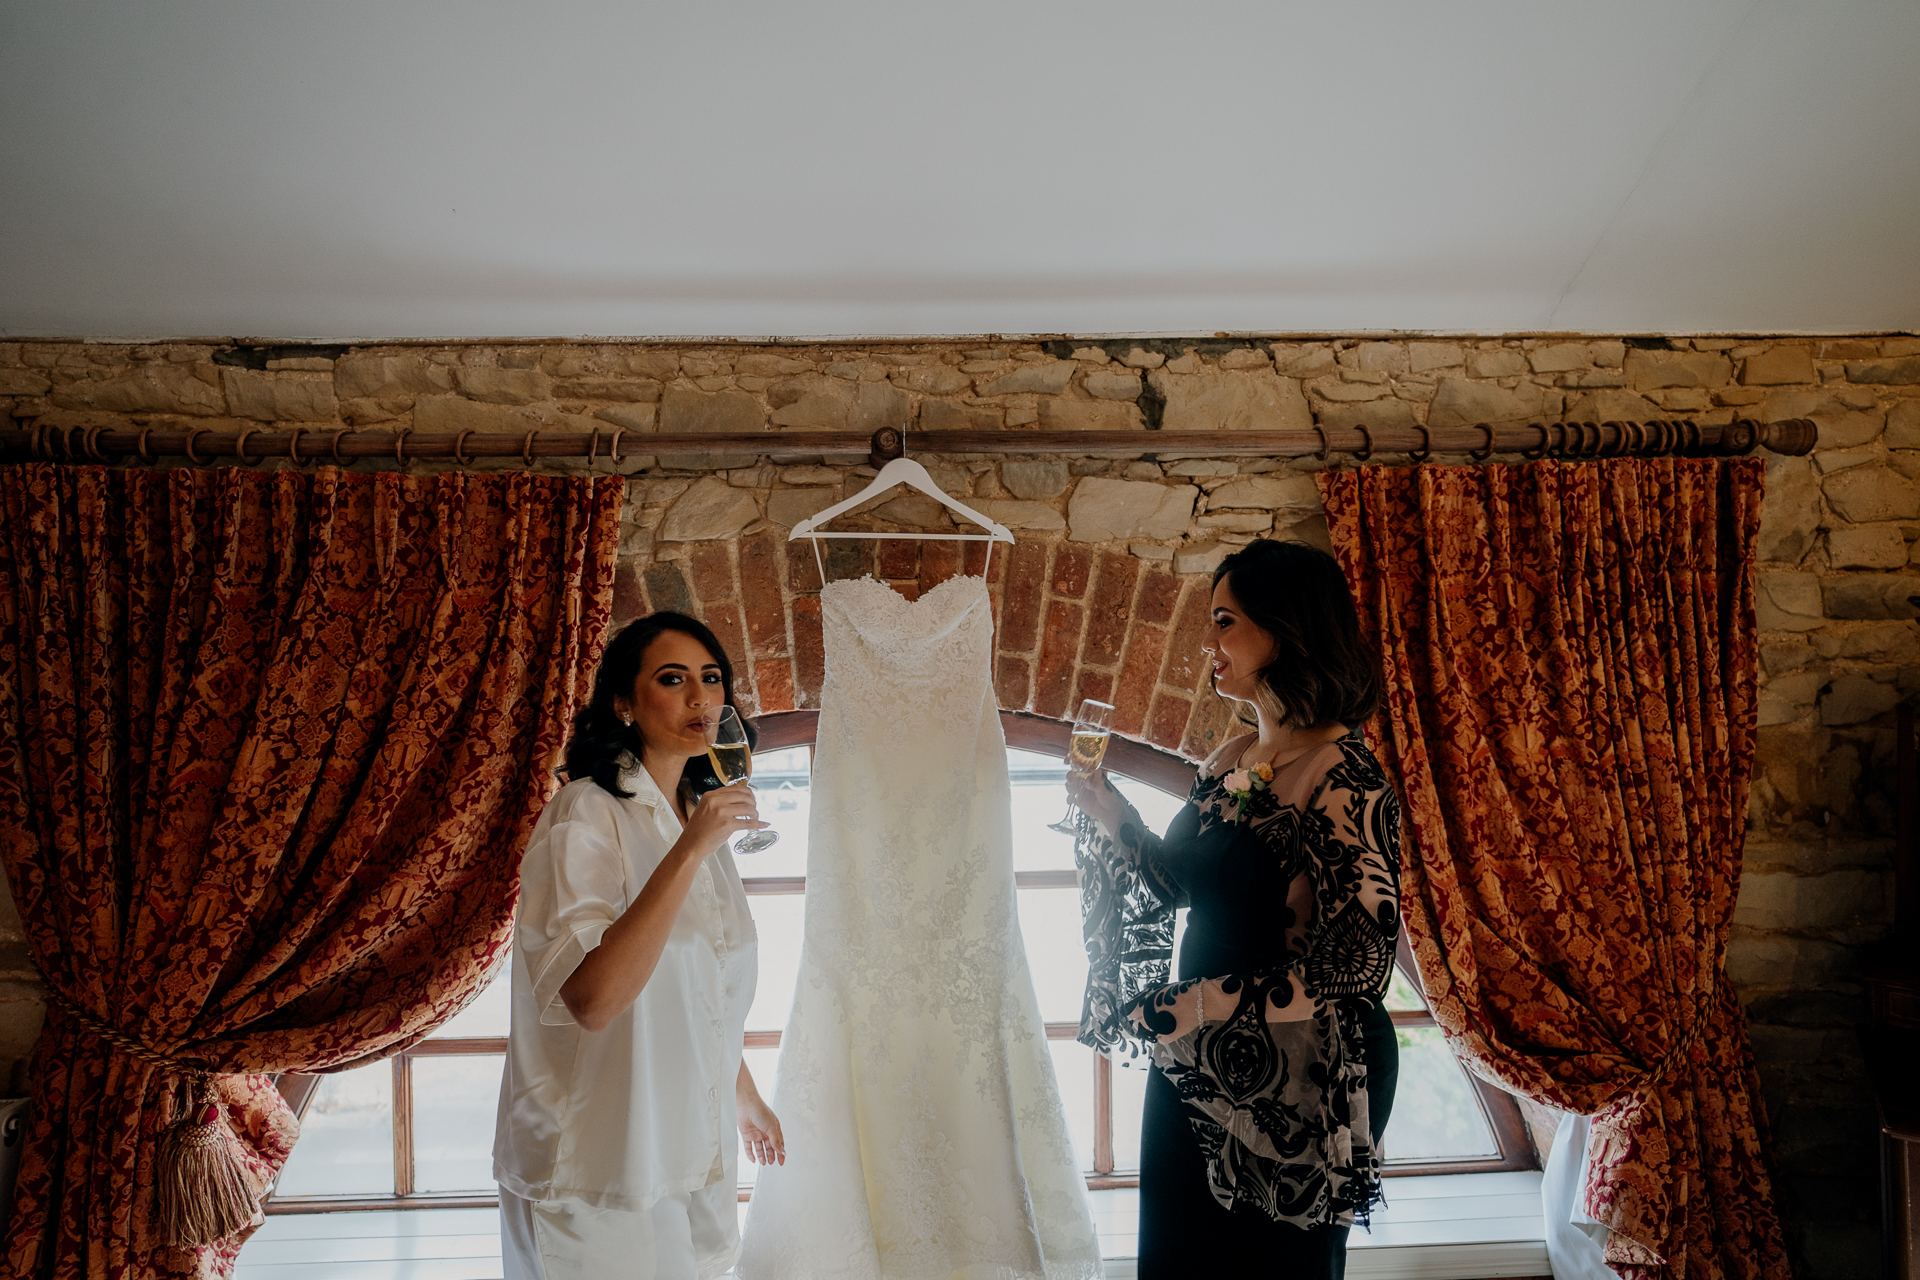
1318, 458, 1789, 1280
0, 463, 622, 1279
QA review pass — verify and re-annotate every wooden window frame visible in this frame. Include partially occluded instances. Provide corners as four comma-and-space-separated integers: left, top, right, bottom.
266, 708, 1532, 1214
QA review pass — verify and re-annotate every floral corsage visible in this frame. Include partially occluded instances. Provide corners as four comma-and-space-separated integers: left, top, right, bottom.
1220, 761, 1274, 822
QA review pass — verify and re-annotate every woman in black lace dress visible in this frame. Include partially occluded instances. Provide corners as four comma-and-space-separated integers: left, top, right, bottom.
1066, 538, 1401, 1279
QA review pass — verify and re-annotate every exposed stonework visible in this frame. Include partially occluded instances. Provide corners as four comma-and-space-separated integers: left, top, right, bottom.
4, 330, 1917, 1275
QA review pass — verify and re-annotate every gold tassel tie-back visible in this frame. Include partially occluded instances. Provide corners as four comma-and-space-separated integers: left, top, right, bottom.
46, 987, 262, 1247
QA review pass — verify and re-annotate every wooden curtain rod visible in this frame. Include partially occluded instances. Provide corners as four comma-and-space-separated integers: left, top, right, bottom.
0, 418, 1816, 467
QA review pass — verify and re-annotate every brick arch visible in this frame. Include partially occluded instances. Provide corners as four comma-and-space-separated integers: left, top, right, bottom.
608, 532, 1244, 761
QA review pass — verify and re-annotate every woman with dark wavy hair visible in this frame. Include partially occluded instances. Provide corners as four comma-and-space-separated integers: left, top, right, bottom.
494, 611, 782, 1280
1067, 539, 1402, 1278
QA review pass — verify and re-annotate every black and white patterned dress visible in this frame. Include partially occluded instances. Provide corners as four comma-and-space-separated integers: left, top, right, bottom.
1075, 730, 1402, 1274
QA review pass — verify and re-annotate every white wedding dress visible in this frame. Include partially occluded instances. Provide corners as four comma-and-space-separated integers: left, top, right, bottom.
737, 574, 1101, 1280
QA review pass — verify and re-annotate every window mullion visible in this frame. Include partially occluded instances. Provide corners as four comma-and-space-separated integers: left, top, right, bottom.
1092, 1052, 1113, 1176
392, 1053, 414, 1197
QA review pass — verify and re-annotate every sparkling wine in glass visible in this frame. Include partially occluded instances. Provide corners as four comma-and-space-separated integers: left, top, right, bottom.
704, 705, 779, 854
1048, 698, 1115, 835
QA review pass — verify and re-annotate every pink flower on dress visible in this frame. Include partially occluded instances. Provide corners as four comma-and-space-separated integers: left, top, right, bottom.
1223, 769, 1252, 794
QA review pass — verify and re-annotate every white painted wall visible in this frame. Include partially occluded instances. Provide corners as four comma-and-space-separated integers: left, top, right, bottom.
2, 0, 1916, 338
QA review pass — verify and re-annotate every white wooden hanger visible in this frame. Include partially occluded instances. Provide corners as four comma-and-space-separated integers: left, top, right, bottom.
789, 432, 1014, 583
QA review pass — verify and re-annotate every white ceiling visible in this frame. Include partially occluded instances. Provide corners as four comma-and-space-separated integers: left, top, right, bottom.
3, 0, 1916, 340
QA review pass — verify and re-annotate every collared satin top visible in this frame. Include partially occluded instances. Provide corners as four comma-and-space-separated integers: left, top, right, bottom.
493, 755, 757, 1211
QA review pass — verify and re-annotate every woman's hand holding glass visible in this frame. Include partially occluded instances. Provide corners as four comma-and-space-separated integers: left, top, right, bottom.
683, 781, 767, 856
1063, 767, 1124, 836
1049, 698, 1116, 835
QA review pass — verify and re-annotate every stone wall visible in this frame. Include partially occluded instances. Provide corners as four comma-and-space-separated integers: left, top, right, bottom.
6, 332, 1920, 1275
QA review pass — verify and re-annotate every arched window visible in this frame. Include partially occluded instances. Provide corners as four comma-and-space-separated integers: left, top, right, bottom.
264, 711, 1533, 1215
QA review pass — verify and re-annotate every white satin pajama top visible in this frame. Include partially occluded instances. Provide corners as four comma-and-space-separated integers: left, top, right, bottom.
493, 756, 757, 1211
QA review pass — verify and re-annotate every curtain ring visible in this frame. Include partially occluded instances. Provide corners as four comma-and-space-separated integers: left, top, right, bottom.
1521, 424, 1549, 460
234, 427, 261, 466
1409, 425, 1431, 463
1352, 425, 1373, 462
1312, 426, 1329, 462
1470, 423, 1495, 462
1684, 421, 1702, 454
393, 427, 412, 466
185, 428, 210, 466
523, 430, 538, 467
330, 428, 350, 464
586, 428, 600, 467
286, 427, 308, 466
61, 424, 81, 459
454, 429, 473, 467
609, 428, 624, 464
83, 425, 109, 462
137, 427, 154, 464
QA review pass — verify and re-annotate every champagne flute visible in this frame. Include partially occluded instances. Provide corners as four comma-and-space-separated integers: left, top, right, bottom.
704, 705, 780, 854
1048, 698, 1115, 835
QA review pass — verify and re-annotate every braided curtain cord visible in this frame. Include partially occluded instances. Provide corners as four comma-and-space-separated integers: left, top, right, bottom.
42, 987, 267, 1245
44, 985, 216, 1080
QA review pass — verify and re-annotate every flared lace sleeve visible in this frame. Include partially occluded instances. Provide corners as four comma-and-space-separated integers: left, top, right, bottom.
1073, 787, 1190, 1054
1302, 740, 1402, 1002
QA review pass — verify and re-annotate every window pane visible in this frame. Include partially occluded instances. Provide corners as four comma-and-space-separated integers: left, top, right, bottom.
1382, 1026, 1500, 1162
1047, 1039, 1097, 1176
1016, 887, 1089, 1023
745, 893, 806, 1034
743, 746, 813, 878
1008, 749, 1079, 871
433, 952, 512, 1039
736, 1044, 781, 1188
1385, 962, 1428, 1013
1109, 1055, 1150, 1174
273, 1062, 393, 1197
1109, 773, 1188, 835
409, 1055, 505, 1193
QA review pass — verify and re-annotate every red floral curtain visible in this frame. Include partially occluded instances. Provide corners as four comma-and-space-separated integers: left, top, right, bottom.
0, 463, 622, 1279
1318, 458, 1790, 1280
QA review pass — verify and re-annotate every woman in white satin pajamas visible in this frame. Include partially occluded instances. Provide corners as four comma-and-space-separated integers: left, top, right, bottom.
494, 613, 785, 1280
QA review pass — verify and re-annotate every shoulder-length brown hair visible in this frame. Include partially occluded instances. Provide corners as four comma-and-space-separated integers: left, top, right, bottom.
1212, 539, 1382, 728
